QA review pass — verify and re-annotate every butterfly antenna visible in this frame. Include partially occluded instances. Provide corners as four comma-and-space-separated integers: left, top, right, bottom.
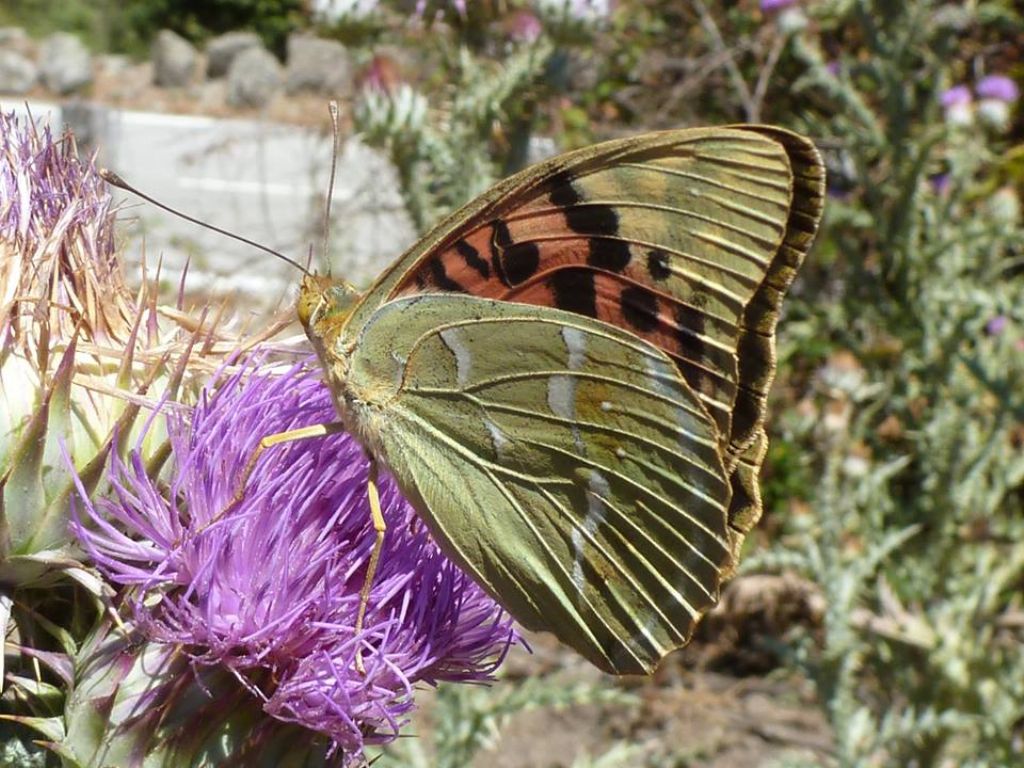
99, 168, 312, 276
321, 100, 341, 277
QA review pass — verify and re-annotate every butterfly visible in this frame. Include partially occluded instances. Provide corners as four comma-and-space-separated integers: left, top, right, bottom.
294, 125, 824, 675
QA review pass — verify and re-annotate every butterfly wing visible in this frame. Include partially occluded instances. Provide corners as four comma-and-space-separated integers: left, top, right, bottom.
344, 126, 824, 564
342, 293, 730, 675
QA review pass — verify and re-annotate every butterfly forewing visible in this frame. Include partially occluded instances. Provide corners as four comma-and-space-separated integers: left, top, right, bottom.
342, 294, 731, 674
723, 127, 825, 552
371, 127, 824, 564
392, 130, 794, 444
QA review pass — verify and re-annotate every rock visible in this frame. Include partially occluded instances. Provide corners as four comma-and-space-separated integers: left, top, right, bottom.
285, 34, 353, 97
39, 33, 93, 94
206, 31, 262, 79
152, 29, 198, 87
310, 0, 382, 22
0, 51, 38, 94
96, 54, 131, 77
94, 58, 152, 102
0, 27, 36, 58
226, 46, 283, 108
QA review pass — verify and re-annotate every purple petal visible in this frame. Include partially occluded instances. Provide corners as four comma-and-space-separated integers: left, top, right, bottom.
941, 85, 973, 108
976, 75, 1019, 104
986, 315, 1009, 336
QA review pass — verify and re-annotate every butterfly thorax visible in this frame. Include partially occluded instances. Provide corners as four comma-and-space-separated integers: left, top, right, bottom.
298, 274, 365, 416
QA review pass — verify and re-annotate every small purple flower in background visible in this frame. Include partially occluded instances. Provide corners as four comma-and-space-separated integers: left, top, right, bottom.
986, 315, 1009, 336
976, 75, 1020, 103
940, 85, 972, 106
72, 359, 518, 762
760, 0, 806, 33
975, 74, 1019, 131
928, 173, 951, 196
941, 84, 974, 126
508, 10, 544, 43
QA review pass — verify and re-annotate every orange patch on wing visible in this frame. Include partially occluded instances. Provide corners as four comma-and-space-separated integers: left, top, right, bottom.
396, 210, 738, 414
506, 271, 736, 404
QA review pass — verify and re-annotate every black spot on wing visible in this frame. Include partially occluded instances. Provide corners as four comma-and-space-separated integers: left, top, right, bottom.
429, 256, 466, 292
455, 239, 490, 279
620, 286, 660, 332
647, 248, 672, 281
549, 269, 597, 318
548, 170, 582, 207
588, 238, 632, 272
559, 203, 632, 272
566, 204, 618, 237
504, 242, 541, 285
490, 219, 540, 286
674, 301, 707, 390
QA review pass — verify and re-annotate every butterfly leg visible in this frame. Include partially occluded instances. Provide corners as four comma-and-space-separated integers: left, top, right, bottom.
190, 422, 348, 541
355, 457, 386, 675
232, 423, 346, 507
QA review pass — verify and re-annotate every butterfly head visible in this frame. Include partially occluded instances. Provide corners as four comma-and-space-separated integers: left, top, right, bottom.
298, 273, 361, 326
297, 273, 363, 355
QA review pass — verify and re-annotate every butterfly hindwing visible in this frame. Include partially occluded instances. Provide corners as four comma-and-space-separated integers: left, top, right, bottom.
342, 294, 731, 674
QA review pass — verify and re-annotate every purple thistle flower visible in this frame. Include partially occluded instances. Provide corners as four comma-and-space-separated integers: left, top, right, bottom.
0, 110, 109, 252
976, 75, 1019, 104
508, 10, 544, 43
0, 109, 136, 348
986, 315, 1009, 336
974, 75, 1018, 132
941, 85, 974, 126
71, 359, 518, 760
940, 85, 972, 108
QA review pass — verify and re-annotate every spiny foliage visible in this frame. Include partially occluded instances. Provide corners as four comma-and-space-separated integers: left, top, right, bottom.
357, 0, 1024, 764
737, 1, 1024, 764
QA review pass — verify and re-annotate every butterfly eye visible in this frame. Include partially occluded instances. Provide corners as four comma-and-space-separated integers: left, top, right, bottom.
298, 275, 362, 329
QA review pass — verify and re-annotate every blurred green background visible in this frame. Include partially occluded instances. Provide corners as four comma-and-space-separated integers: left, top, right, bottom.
3, 1, 1024, 766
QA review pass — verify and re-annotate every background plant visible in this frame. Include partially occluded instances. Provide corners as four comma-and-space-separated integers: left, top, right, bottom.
342, 1, 1024, 765
3, 0, 1024, 765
